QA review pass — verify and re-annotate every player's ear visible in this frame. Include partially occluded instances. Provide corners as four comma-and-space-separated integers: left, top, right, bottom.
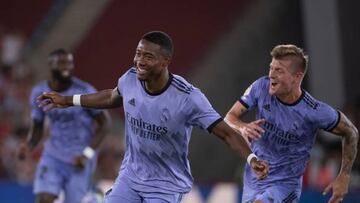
295, 71, 304, 81
162, 56, 171, 67
298, 71, 304, 77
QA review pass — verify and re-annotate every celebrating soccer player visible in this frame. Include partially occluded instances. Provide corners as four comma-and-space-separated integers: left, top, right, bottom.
36, 31, 269, 203
225, 44, 358, 203
18, 49, 110, 203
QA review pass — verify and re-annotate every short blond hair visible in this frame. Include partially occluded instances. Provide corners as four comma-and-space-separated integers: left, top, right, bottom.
271, 44, 308, 74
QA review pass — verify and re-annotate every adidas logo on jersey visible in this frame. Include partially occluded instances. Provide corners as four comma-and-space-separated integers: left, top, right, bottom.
263, 104, 271, 111
128, 98, 136, 106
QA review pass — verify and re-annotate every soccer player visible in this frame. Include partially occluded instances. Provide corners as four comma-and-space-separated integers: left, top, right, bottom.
225, 44, 359, 203
17, 49, 110, 203
36, 31, 269, 203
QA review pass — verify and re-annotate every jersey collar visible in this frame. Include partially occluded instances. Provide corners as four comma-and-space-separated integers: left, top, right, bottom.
140, 73, 173, 96
276, 89, 305, 106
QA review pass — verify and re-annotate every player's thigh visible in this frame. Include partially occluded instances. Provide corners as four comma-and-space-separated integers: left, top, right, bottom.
35, 193, 57, 203
141, 192, 184, 203
64, 159, 96, 203
104, 176, 142, 203
33, 158, 64, 198
241, 181, 261, 203
256, 184, 300, 203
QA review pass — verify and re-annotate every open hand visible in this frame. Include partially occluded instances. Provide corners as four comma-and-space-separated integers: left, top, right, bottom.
17, 142, 29, 160
323, 174, 350, 203
240, 119, 265, 141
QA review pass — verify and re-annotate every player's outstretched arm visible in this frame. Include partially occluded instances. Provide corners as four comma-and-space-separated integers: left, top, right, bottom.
323, 111, 359, 203
225, 101, 265, 141
37, 87, 123, 110
211, 120, 269, 180
17, 119, 44, 160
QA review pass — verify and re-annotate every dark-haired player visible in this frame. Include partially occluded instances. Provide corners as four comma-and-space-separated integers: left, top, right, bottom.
18, 49, 110, 203
37, 31, 269, 203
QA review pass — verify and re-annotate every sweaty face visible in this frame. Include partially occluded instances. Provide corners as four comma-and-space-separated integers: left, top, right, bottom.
50, 54, 74, 83
133, 39, 168, 81
268, 58, 298, 97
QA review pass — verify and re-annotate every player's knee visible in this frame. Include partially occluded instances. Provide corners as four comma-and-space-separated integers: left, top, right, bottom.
253, 200, 264, 203
36, 193, 57, 203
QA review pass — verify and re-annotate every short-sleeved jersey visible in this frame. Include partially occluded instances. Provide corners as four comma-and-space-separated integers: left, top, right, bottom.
116, 67, 222, 193
239, 76, 340, 189
30, 77, 101, 163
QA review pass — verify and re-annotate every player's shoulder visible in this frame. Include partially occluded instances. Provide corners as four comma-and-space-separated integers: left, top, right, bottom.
301, 90, 321, 110
255, 76, 270, 87
170, 73, 195, 95
126, 67, 138, 77
32, 80, 48, 93
246, 76, 269, 91
128, 67, 137, 74
301, 90, 335, 113
301, 90, 339, 129
118, 67, 137, 81
244, 76, 269, 96
72, 77, 92, 87
30, 81, 49, 101
72, 77, 96, 90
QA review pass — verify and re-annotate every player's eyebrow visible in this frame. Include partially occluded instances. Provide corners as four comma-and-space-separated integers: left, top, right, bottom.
136, 48, 156, 56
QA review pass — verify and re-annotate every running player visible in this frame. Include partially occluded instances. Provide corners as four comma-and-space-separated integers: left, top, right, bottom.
36, 31, 269, 203
18, 49, 110, 203
225, 44, 358, 203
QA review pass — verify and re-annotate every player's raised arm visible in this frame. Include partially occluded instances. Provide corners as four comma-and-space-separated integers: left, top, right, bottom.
323, 111, 359, 203
37, 87, 123, 110
211, 120, 269, 180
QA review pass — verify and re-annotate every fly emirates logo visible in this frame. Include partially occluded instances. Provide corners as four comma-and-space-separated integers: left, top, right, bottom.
126, 112, 168, 141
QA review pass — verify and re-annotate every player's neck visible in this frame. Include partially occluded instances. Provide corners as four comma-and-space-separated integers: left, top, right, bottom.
48, 79, 72, 92
145, 69, 170, 94
277, 87, 302, 105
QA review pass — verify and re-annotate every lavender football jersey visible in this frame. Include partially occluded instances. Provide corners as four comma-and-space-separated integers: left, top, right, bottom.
30, 77, 101, 163
116, 68, 222, 193
240, 76, 340, 189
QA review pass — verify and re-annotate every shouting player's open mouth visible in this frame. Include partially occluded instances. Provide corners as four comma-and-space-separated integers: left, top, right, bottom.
270, 82, 278, 89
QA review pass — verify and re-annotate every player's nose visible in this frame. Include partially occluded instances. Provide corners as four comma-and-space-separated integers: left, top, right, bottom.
268, 70, 276, 79
137, 60, 146, 67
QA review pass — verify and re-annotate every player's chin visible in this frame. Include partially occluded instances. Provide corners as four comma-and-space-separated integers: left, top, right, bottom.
136, 73, 148, 81
269, 88, 276, 95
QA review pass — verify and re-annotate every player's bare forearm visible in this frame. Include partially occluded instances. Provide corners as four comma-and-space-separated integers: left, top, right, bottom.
27, 120, 44, 150
332, 112, 359, 176
225, 102, 265, 140
89, 111, 111, 150
224, 102, 248, 129
79, 88, 123, 109
212, 120, 252, 159
38, 88, 122, 110
225, 115, 246, 131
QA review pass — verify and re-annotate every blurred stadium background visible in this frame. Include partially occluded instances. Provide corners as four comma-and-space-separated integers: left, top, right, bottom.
0, 0, 359, 202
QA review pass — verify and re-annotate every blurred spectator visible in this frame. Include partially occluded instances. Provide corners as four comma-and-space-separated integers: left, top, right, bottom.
1, 30, 24, 67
